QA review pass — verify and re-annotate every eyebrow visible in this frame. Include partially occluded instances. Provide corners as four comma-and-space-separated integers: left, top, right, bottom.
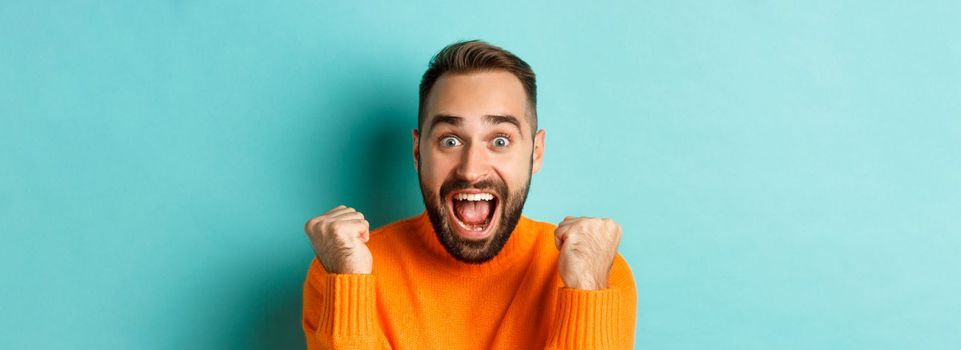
429, 115, 462, 130
484, 114, 522, 133
428, 114, 523, 136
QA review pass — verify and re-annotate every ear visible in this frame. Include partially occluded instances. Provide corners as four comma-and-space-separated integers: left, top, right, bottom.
412, 128, 421, 171
531, 129, 545, 174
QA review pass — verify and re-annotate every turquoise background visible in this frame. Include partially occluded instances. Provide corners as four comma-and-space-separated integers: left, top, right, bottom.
2, 1, 959, 349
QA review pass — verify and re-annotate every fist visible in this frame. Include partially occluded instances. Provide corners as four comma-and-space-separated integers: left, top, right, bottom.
304, 205, 372, 274
554, 216, 623, 290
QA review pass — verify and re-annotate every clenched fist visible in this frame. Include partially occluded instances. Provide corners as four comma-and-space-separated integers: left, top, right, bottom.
554, 216, 623, 290
304, 205, 372, 274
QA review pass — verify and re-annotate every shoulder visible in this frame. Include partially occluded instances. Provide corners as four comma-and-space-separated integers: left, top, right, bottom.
520, 215, 558, 236
369, 215, 419, 238
522, 215, 636, 288
365, 213, 425, 252
518, 215, 561, 265
610, 253, 636, 289
367, 211, 430, 240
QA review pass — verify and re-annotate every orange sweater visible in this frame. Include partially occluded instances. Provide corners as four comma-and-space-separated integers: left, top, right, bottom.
302, 211, 636, 349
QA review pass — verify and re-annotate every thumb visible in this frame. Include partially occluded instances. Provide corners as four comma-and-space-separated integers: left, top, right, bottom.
359, 228, 370, 243
553, 225, 569, 250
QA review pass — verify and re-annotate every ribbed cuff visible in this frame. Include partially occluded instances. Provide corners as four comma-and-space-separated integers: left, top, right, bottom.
317, 273, 377, 338
545, 287, 622, 349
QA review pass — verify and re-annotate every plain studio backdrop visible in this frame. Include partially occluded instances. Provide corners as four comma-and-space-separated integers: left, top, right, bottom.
2, 1, 959, 349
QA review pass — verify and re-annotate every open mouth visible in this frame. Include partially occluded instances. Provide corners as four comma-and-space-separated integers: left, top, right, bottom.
446, 190, 500, 240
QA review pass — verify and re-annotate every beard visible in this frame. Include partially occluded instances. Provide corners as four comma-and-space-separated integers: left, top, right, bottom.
418, 165, 532, 264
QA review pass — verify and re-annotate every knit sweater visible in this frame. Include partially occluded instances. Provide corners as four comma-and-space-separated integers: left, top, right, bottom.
302, 210, 637, 349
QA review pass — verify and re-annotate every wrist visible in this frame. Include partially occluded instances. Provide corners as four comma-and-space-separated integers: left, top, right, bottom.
319, 258, 372, 275
566, 275, 608, 290
327, 265, 372, 275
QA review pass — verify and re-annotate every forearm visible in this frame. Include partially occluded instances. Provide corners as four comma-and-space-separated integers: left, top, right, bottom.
545, 256, 637, 349
303, 261, 390, 349
545, 288, 633, 349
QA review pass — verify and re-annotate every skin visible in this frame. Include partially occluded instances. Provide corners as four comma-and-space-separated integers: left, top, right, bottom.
413, 71, 540, 263
304, 70, 623, 290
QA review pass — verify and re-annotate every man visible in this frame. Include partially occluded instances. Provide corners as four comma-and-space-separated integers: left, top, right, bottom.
302, 40, 636, 349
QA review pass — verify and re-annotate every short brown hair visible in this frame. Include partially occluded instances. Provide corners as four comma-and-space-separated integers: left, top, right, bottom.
418, 40, 537, 134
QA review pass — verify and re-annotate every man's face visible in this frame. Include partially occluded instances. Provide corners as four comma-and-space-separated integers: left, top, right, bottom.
414, 70, 545, 263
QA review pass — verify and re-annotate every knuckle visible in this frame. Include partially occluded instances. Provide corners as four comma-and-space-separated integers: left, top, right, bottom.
319, 220, 333, 232
307, 218, 325, 233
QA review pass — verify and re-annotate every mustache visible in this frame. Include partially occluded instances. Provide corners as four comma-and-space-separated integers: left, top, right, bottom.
440, 177, 506, 198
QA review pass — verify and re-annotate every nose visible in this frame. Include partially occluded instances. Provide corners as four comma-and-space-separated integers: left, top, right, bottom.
455, 141, 490, 183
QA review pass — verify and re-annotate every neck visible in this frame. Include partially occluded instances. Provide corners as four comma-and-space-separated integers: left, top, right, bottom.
411, 210, 536, 274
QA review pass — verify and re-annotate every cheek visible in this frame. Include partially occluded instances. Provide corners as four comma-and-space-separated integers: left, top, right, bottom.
494, 156, 533, 188
420, 154, 457, 186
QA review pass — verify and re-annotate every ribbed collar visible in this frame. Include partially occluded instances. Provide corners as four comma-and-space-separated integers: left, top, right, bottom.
410, 210, 538, 274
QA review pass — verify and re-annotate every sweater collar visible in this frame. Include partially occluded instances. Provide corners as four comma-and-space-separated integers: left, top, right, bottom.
411, 209, 537, 273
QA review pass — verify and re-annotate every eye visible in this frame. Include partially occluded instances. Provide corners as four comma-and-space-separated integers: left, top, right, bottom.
492, 136, 510, 148
440, 136, 462, 148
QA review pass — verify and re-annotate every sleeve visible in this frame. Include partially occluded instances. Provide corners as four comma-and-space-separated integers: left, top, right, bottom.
302, 258, 392, 350
544, 254, 638, 350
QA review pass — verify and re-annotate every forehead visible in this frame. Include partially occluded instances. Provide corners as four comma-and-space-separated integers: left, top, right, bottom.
424, 70, 531, 131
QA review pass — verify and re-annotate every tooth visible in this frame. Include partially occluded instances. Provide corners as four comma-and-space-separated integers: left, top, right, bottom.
454, 192, 496, 201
